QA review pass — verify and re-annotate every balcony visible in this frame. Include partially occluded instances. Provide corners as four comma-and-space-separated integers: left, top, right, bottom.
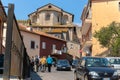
52, 47, 67, 55
52, 49, 62, 55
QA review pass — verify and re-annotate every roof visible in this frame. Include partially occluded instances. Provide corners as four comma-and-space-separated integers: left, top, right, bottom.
28, 3, 62, 16
81, 0, 91, 20
37, 3, 62, 11
19, 24, 66, 42
28, 3, 74, 18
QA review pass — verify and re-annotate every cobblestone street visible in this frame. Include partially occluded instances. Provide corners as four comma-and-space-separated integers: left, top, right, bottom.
31, 67, 74, 80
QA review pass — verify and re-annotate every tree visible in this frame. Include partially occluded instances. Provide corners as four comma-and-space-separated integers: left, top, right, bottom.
94, 22, 120, 56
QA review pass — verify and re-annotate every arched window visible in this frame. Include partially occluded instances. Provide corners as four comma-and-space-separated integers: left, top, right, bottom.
32, 15, 37, 23
45, 13, 50, 20
63, 15, 68, 24
57, 16, 59, 22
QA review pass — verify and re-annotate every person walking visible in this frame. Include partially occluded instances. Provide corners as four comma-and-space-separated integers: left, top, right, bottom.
40, 56, 46, 72
38, 57, 41, 71
46, 55, 53, 72
30, 56, 35, 71
34, 55, 39, 72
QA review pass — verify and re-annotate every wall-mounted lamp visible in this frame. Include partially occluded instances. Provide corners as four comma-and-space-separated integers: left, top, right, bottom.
3, 22, 7, 27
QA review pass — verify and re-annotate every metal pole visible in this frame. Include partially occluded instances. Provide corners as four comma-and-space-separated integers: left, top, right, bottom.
3, 4, 14, 80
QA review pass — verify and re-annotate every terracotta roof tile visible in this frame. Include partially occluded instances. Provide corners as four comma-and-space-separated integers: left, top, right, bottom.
19, 24, 65, 41
40, 28, 68, 33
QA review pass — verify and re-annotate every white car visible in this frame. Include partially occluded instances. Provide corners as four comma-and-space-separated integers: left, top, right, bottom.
106, 57, 120, 78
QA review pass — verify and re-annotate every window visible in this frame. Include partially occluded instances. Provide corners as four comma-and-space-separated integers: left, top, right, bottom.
45, 13, 50, 20
32, 16, 37, 23
48, 5, 52, 8
63, 15, 68, 24
58, 16, 59, 22
52, 44, 56, 51
119, 2, 120, 11
42, 42, 46, 49
31, 41, 35, 49
54, 34, 61, 38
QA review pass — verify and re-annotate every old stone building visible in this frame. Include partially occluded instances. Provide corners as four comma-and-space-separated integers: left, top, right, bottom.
18, 3, 80, 58
18, 3, 77, 41
81, 0, 120, 56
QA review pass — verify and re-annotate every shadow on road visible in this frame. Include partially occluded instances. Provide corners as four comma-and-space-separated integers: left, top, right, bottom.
30, 71, 42, 80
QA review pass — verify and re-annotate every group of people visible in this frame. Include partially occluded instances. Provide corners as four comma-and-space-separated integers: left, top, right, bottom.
30, 55, 53, 72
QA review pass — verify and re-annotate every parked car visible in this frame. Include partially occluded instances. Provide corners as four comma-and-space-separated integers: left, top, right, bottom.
56, 59, 71, 71
0, 54, 4, 74
106, 57, 120, 78
74, 57, 119, 80
72, 59, 78, 68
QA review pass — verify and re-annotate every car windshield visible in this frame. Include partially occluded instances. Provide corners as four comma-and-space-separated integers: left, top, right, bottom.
86, 58, 110, 67
109, 58, 120, 64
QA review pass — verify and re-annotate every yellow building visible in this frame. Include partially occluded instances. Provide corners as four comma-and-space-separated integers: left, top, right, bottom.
81, 0, 120, 56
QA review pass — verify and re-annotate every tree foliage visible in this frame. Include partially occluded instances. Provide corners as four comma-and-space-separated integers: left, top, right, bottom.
94, 22, 120, 56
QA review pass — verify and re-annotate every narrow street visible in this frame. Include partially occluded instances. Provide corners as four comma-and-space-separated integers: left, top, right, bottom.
31, 66, 74, 80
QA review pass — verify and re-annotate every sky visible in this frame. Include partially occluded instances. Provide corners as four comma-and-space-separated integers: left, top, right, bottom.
1, 0, 88, 26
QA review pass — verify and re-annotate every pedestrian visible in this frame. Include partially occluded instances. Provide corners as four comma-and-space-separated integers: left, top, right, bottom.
30, 56, 35, 71
34, 55, 39, 72
38, 57, 41, 71
40, 56, 46, 72
46, 55, 53, 72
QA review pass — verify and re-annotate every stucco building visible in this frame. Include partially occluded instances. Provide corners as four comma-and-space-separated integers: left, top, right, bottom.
81, 0, 120, 56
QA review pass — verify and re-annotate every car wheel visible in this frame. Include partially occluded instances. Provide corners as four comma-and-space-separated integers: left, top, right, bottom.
74, 72, 79, 80
84, 75, 88, 80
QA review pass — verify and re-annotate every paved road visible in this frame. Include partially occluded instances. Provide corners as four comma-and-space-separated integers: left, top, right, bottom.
31, 66, 74, 80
